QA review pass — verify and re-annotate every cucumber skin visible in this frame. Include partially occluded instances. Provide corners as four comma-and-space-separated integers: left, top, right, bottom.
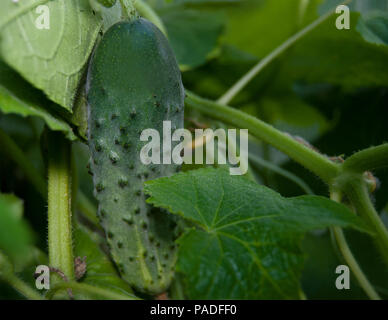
86, 18, 184, 294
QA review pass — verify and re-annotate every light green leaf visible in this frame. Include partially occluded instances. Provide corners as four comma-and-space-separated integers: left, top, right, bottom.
0, 61, 76, 140
0, 0, 101, 111
145, 168, 369, 299
73, 226, 137, 300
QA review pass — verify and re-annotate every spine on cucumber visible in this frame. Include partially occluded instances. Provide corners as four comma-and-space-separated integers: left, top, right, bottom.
86, 18, 184, 294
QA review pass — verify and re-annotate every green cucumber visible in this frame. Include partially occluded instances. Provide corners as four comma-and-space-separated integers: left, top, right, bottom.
86, 18, 184, 294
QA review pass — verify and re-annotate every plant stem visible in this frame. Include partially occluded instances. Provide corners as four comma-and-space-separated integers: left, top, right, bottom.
185, 91, 340, 183
343, 177, 388, 267
47, 281, 139, 300
0, 128, 46, 197
120, 0, 138, 20
4, 273, 44, 300
330, 192, 381, 300
47, 132, 74, 281
135, 0, 167, 36
217, 0, 352, 105
332, 227, 381, 300
343, 144, 388, 173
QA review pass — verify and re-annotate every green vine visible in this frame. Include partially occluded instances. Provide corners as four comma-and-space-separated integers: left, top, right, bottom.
341, 175, 388, 266
343, 144, 388, 173
330, 192, 381, 300
185, 91, 341, 183
119, 0, 138, 20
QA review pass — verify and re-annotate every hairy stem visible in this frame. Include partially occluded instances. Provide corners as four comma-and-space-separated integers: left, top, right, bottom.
343, 144, 388, 173
185, 91, 340, 183
330, 192, 381, 300
120, 0, 138, 20
332, 227, 381, 299
47, 132, 74, 281
343, 176, 388, 267
217, 0, 352, 105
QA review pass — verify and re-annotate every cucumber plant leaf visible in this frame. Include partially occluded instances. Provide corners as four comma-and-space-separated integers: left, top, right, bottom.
145, 168, 370, 299
0, 0, 101, 111
73, 226, 138, 300
0, 61, 76, 140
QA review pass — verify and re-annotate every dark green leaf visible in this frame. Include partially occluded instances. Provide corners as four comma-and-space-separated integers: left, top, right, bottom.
160, 8, 225, 69
145, 168, 369, 299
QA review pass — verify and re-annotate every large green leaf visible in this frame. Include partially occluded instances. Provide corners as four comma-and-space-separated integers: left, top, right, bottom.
0, 61, 76, 140
145, 168, 369, 299
0, 0, 101, 111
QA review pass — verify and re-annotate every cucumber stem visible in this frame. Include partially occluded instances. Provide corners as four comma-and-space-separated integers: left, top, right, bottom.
47, 132, 74, 282
120, 0, 138, 20
330, 191, 381, 300
185, 91, 341, 183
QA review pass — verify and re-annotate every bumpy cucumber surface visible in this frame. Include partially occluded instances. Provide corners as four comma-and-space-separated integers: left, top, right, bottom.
86, 18, 184, 294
